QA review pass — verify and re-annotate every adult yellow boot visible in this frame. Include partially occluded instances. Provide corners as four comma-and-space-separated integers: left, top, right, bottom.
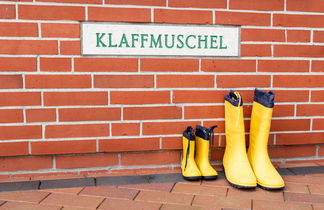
248, 89, 285, 190
223, 90, 257, 188
195, 125, 218, 180
181, 126, 201, 181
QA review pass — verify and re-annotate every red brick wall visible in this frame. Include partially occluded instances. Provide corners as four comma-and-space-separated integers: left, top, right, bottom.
0, 0, 323, 174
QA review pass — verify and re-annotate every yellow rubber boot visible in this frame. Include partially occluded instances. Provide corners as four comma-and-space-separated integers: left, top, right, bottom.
195, 125, 218, 180
181, 126, 201, 181
248, 89, 285, 190
223, 90, 257, 188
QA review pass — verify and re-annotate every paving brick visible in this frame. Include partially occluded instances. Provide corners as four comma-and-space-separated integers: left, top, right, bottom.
201, 179, 231, 188
252, 199, 312, 210
0, 191, 50, 203
284, 192, 324, 204
283, 182, 310, 194
43, 187, 84, 195
227, 187, 284, 201
98, 198, 161, 210
308, 184, 324, 195
192, 195, 251, 209
135, 190, 194, 205
313, 204, 324, 210
161, 204, 206, 210
0, 201, 61, 210
119, 183, 175, 192
41, 193, 104, 209
284, 176, 324, 185
80, 186, 139, 200
172, 183, 227, 196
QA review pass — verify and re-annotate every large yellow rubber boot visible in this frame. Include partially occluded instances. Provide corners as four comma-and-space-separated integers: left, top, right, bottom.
223, 90, 257, 188
248, 89, 285, 190
195, 125, 218, 180
181, 126, 201, 181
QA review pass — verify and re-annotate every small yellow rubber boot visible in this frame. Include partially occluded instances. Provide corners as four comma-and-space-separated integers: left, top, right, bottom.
223, 90, 257, 188
195, 125, 218, 180
248, 89, 285, 190
181, 126, 201, 181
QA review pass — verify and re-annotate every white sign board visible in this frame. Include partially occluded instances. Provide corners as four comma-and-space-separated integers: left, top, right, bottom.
82, 23, 240, 57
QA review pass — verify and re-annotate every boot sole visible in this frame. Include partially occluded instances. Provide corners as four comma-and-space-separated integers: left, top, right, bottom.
225, 177, 256, 189
182, 176, 201, 181
258, 184, 285, 191
202, 175, 218, 180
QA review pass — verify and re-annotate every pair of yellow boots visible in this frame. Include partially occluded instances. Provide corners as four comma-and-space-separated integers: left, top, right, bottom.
181, 89, 285, 190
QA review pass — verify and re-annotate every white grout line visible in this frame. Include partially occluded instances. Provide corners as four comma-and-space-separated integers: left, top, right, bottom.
85, 6, 88, 21
212, 10, 215, 24
151, 8, 154, 23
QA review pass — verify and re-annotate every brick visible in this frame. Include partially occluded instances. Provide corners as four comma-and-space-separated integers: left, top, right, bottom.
0, 156, 52, 172
173, 90, 227, 103
0, 191, 50, 203
41, 23, 79, 38
107, 0, 165, 6
141, 58, 198, 72
60, 41, 80, 55
172, 183, 227, 196
0, 57, 36, 72
154, 9, 212, 24
210, 148, 224, 161
308, 184, 324, 195
284, 182, 310, 194
0, 142, 28, 156
253, 200, 312, 210
136, 190, 193, 205
312, 61, 324, 72
59, 108, 120, 122
320, 146, 324, 157
56, 153, 118, 169
161, 204, 204, 210
202, 59, 256, 72
241, 29, 285, 42
271, 119, 310, 131
0, 202, 60, 210
121, 151, 180, 166
111, 91, 170, 105
284, 192, 324, 204
169, 0, 226, 8
44, 92, 108, 106
99, 198, 161, 209
276, 132, 324, 145
287, 0, 324, 13
0, 5, 15, 19
32, 140, 96, 155
230, 0, 283, 11
19, 5, 85, 21
25, 75, 91, 89
216, 11, 270, 26
46, 124, 109, 138
0, 22, 37, 37
75, 58, 138, 72
193, 195, 251, 208
142, 121, 199, 135
314, 31, 324, 43
99, 138, 159, 152
40, 57, 71, 72
273, 14, 324, 28
81, 186, 139, 200
111, 123, 140, 136
204, 120, 225, 133
120, 183, 175, 192
157, 75, 214, 88
0, 75, 22, 89
240, 44, 271, 57
41, 193, 104, 209
258, 60, 309, 72
228, 187, 283, 201
269, 145, 316, 158
297, 104, 324, 116
124, 106, 182, 120
313, 119, 324, 130
0, 92, 40, 106
217, 75, 270, 88
273, 104, 294, 117
287, 30, 311, 42
0, 125, 42, 140
184, 105, 223, 119
37, 0, 101, 4
0, 40, 57, 55
275, 45, 324, 58
273, 75, 324, 88
0, 109, 23, 123
26, 108, 56, 122
276, 90, 309, 102
161, 137, 181, 150
88, 7, 150, 22
312, 91, 324, 102
95, 75, 154, 88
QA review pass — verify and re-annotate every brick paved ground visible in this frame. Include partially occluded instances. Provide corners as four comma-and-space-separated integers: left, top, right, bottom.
0, 161, 323, 209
